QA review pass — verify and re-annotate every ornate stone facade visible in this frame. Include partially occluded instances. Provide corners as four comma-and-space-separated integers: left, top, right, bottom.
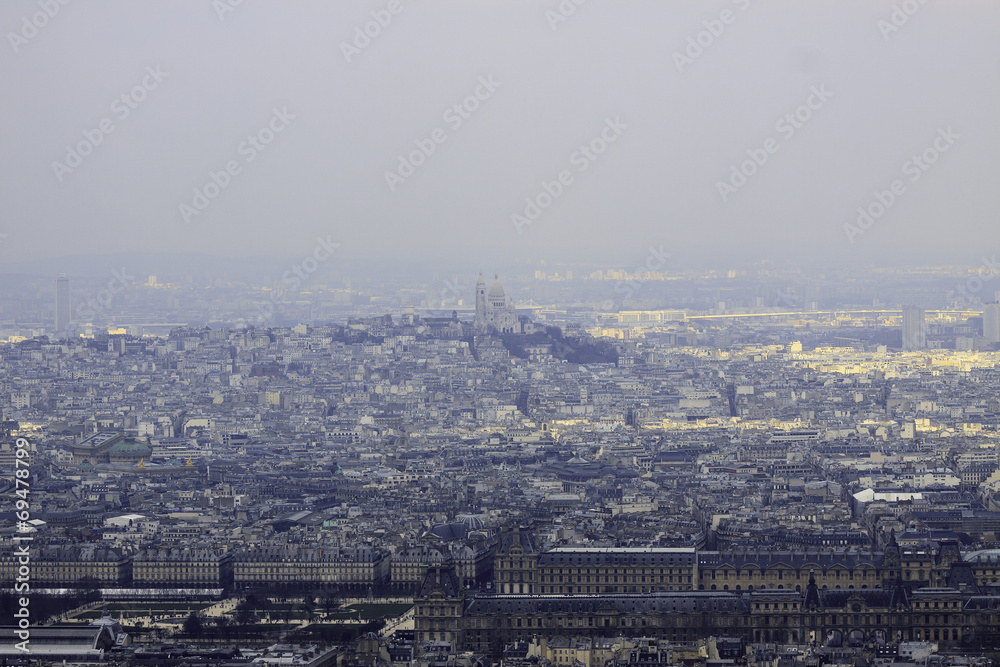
474, 274, 521, 334
414, 533, 1000, 652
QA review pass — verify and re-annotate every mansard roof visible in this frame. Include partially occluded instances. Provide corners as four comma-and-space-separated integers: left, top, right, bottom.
417, 565, 462, 598
466, 592, 748, 616
539, 547, 696, 567
965, 596, 1000, 610
699, 548, 882, 570
946, 562, 980, 593
498, 528, 536, 555
818, 588, 896, 609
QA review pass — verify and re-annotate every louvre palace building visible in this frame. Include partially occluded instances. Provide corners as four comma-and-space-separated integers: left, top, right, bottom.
414, 529, 1000, 652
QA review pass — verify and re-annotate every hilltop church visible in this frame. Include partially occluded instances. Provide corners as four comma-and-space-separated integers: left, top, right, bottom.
474, 274, 521, 334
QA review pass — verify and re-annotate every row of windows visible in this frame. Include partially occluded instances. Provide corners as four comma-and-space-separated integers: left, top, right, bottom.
19, 566, 123, 572
704, 584, 875, 591
538, 567, 691, 575
416, 619, 458, 629
542, 574, 688, 584
416, 606, 460, 616
1, 564, 126, 573
22, 573, 122, 581
501, 561, 695, 572
456, 625, 997, 649
235, 567, 371, 573
540, 585, 687, 594
234, 574, 381, 581
704, 569, 875, 580
754, 602, 799, 610
462, 615, 723, 629
137, 568, 221, 574
453, 613, 979, 631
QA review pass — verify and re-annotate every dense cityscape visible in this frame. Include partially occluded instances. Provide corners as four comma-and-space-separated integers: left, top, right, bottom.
3, 262, 1000, 665
4, 0, 997, 663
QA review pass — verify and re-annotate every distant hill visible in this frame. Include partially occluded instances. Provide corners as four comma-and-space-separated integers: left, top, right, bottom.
501, 326, 618, 365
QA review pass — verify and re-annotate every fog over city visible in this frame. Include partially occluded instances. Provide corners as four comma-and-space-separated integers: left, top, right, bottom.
6, 2, 1000, 665
2, 0, 998, 273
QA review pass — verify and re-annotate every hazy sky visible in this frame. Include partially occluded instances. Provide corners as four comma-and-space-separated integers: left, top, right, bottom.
2, 0, 998, 270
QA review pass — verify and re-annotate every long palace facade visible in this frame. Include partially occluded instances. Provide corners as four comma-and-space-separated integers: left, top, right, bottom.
415, 530, 1000, 652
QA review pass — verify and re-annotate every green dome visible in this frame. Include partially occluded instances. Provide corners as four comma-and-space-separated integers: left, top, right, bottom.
109, 440, 152, 456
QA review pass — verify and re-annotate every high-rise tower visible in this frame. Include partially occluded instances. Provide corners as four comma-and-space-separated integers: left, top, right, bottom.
901, 305, 925, 351
984, 303, 1000, 344
55, 274, 70, 333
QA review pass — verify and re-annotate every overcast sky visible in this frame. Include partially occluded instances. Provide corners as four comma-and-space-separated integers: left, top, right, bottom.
2, 0, 998, 271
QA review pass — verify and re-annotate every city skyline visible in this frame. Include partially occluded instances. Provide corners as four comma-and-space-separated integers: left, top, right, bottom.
3, 0, 1000, 662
